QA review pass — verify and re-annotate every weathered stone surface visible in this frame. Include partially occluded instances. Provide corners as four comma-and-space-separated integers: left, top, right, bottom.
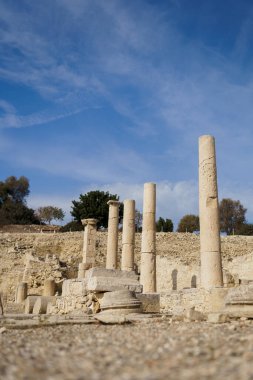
140, 183, 156, 293
85, 267, 138, 280
137, 293, 160, 313
33, 296, 57, 315
207, 313, 229, 323
122, 200, 135, 271
224, 284, 253, 317
199, 135, 223, 289
24, 296, 39, 314
160, 287, 228, 315
106, 200, 120, 270
185, 307, 205, 321
43, 278, 56, 296
15, 282, 27, 304
100, 290, 142, 314
3, 232, 253, 303
94, 314, 129, 324
80, 218, 98, 271
62, 279, 87, 297
87, 276, 142, 293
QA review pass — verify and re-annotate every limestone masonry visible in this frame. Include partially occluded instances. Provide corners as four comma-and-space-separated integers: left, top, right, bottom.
1, 135, 253, 323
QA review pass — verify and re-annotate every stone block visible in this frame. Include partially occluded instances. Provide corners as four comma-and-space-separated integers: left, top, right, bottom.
185, 307, 205, 321
137, 293, 160, 313
62, 279, 87, 297
85, 268, 138, 280
207, 313, 229, 323
87, 276, 142, 293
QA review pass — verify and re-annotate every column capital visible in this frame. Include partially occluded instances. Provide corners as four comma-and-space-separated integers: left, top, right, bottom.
81, 218, 98, 226
107, 200, 120, 206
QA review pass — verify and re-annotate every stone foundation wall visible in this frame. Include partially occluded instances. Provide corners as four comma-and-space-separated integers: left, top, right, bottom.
1, 232, 253, 301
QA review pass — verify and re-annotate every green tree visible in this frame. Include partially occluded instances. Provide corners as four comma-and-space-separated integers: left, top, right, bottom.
0, 200, 38, 225
36, 206, 65, 225
71, 190, 123, 228
0, 176, 39, 225
177, 214, 199, 233
156, 217, 173, 232
236, 223, 253, 236
219, 198, 247, 234
59, 220, 83, 232
0, 176, 29, 205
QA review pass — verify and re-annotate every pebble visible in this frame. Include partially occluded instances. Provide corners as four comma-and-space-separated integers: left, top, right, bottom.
1, 321, 253, 379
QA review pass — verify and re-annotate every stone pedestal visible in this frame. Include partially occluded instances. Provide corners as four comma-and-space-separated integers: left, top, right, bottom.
199, 135, 223, 289
100, 290, 142, 314
43, 278, 56, 296
106, 200, 120, 269
140, 183, 156, 293
15, 282, 28, 303
121, 199, 135, 271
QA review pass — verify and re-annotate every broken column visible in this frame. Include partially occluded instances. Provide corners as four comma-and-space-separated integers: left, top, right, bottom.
121, 199, 135, 271
106, 200, 120, 269
15, 282, 28, 303
78, 218, 98, 278
199, 135, 223, 289
140, 182, 156, 293
43, 278, 56, 296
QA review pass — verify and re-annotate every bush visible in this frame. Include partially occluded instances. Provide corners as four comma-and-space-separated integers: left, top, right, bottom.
59, 221, 83, 232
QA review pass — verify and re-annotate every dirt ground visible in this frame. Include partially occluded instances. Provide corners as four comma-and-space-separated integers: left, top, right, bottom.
1, 318, 253, 380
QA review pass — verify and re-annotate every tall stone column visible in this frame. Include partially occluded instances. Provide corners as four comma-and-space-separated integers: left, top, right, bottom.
106, 200, 120, 269
199, 135, 223, 289
78, 218, 98, 278
121, 199, 135, 271
140, 182, 156, 293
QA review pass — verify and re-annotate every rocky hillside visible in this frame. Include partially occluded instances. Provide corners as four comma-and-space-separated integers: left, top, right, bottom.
1, 231, 253, 301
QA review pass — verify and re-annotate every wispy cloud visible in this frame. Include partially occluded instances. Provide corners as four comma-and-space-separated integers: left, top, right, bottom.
80, 180, 198, 226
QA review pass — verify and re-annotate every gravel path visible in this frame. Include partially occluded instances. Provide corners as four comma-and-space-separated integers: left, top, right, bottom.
1, 319, 253, 380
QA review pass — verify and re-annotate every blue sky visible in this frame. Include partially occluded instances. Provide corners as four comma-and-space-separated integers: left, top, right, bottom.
1, 0, 253, 226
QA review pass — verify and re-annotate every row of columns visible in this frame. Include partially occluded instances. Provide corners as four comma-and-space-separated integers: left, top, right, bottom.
79, 134, 223, 292
79, 183, 157, 293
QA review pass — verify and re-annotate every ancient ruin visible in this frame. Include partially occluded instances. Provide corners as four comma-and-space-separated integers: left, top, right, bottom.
121, 199, 135, 271
106, 200, 120, 270
78, 218, 98, 278
140, 182, 156, 293
199, 135, 223, 288
1, 134, 253, 334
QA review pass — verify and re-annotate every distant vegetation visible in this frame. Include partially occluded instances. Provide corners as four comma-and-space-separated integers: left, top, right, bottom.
1, 176, 253, 236
71, 190, 123, 228
156, 217, 173, 232
36, 206, 65, 225
0, 176, 39, 225
177, 214, 199, 233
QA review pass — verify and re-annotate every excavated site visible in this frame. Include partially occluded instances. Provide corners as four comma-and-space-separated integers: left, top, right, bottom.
1, 136, 253, 379
1, 231, 253, 380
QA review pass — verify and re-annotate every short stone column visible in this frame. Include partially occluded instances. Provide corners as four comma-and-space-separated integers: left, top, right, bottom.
140, 183, 156, 293
15, 282, 28, 303
106, 200, 120, 269
43, 278, 56, 296
78, 218, 98, 278
199, 135, 223, 289
121, 199, 135, 271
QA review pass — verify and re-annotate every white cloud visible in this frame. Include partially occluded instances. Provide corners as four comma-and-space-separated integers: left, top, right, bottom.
80, 180, 198, 227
